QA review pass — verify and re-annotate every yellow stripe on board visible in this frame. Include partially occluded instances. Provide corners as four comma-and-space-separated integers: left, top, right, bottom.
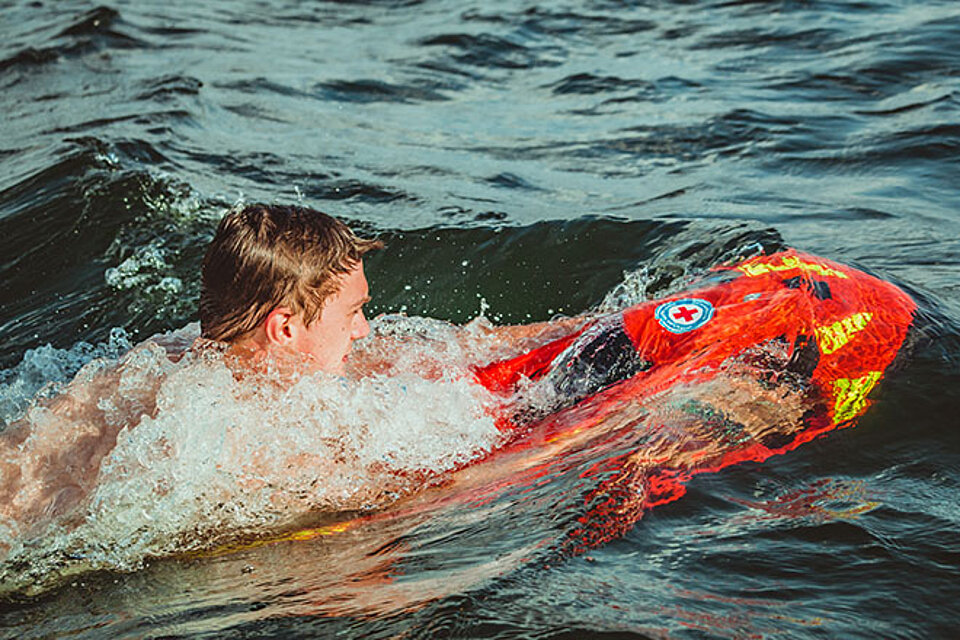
833, 371, 882, 423
737, 255, 849, 279
816, 312, 873, 355
188, 519, 358, 559
285, 521, 354, 541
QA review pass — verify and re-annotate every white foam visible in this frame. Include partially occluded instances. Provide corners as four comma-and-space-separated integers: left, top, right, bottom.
0, 317, 504, 592
0, 328, 132, 425
104, 244, 171, 291
103, 244, 186, 316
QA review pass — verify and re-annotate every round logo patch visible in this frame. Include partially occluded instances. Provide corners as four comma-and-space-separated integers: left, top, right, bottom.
655, 298, 714, 334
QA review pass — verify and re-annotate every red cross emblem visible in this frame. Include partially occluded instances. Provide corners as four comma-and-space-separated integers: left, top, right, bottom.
655, 298, 715, 334
671, 305, 700, 323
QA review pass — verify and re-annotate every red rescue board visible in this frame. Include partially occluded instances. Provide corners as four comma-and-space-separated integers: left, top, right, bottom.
474, 250, 916, 550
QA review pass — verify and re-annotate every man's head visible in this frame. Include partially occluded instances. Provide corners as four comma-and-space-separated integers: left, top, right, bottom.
200, 204, 382, 372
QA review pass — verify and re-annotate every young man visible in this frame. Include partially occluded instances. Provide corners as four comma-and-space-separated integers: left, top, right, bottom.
0, 203, 584, 543
200, 204, 383, 374
0, 205, 386, 542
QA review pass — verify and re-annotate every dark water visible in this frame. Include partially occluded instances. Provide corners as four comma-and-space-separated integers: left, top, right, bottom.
2, 0, 960, 637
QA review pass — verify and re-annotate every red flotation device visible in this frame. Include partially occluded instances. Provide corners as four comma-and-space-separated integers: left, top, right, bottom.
473, 250, 916, 549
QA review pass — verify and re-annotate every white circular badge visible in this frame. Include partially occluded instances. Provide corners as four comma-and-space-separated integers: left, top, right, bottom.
654, 298, 715, 334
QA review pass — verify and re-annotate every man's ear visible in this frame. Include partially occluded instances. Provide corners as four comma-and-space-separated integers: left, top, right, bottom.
263, 307, 297, 346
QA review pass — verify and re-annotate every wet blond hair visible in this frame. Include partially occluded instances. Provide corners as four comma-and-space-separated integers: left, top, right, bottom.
199, 204, 382, 342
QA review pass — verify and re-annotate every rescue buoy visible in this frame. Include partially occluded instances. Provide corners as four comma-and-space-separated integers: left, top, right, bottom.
474, 249, 916, 548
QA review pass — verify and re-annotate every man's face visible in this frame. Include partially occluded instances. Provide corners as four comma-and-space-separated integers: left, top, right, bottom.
291, 260, 371, 374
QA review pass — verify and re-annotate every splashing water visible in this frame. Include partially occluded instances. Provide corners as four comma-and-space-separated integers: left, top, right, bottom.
0, 329, 133, 425
0, 315, 518, 596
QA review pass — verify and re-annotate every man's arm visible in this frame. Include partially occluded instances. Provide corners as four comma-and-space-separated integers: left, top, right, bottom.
466, 315, 587, 349
347, 315, 589, 379
1, 348, 164, 539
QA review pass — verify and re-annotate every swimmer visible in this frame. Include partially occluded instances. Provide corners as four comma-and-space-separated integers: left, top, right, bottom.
0, 205, 386, 541
0, 204, 576, 543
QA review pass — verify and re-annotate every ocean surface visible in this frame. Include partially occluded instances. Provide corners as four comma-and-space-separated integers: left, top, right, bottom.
2, 0, 960, 637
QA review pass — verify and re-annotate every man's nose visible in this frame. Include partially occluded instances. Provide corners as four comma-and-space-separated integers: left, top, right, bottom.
353, 311, 370, 339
